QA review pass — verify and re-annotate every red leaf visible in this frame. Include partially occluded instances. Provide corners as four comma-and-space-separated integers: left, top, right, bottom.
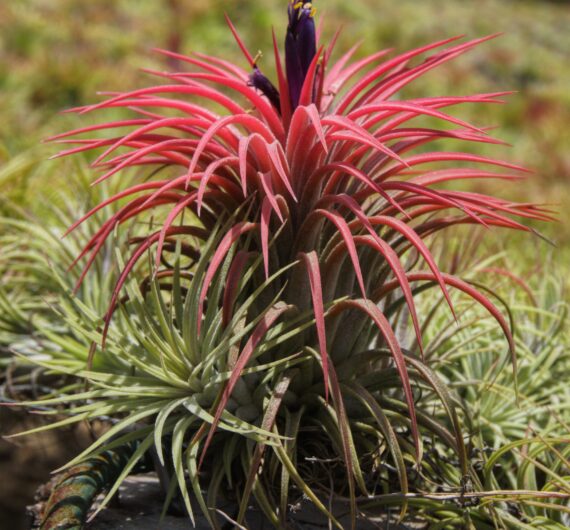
322, 115, 406, 165
258, 171, 283, 223
298, 252, 330, 401
335, 36, 463, 114
63, 181, 169, 237
367, 215, 456, 317
154, 192, 198, 270
193, 51, 250, 80
46, 119, 151, 143
272, 28, 292, 129
298, 46, 324, 108
81, 85, 245, 118
188, 114, 275, 184
224, 13, 256, 68
174, 73, 285, 141
153, 47, 242, 79
197, 156, 241, 213
351, 101, 487, 135
314, 209, 365, 296
378, 271, 517, 386
369, 35, 501, 102
316, 162, 406, 217
352, 235, 424, 356
326, 47, 392, 99
261, 197, 273, 279
197, 222, 257, 335
222, 251, 253, 327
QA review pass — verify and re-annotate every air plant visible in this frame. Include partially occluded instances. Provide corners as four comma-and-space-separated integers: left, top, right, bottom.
404, 256, 570, 528
14, 0, 558, 527
0, 166, 125, 366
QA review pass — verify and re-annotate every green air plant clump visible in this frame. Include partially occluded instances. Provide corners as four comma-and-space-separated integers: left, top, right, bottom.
3, 1, 568, 529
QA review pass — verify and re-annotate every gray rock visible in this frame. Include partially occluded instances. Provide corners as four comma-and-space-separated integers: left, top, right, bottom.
88, 474, 205, 530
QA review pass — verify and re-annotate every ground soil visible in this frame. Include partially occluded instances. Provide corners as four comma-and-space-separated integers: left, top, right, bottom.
0, 408, 94, 530
35, 473, 425, 529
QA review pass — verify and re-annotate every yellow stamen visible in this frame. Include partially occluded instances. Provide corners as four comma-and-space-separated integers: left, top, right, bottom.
253, 50, 263, 66
293, 2, 303, 9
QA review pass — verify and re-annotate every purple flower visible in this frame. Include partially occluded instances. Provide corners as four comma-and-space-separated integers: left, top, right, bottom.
249, 66, 281, 112
285, 1, 317, 109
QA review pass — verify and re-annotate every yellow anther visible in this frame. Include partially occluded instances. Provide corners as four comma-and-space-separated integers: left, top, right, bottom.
310, 6, 317, 17
253, 50, 263, 66
293, 2, 303, 9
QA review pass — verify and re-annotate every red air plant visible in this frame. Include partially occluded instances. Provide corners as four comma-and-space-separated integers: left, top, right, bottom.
49, 0, 550, 479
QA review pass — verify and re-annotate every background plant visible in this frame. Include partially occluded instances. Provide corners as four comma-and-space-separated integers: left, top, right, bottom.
405, 245, 570, 528
0, 165, 126, 368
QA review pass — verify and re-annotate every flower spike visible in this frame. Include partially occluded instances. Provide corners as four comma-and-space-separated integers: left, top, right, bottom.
286, 1, 318, 108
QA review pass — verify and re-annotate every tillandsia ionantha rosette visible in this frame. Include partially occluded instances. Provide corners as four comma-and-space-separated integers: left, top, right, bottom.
22, 0, 558, 527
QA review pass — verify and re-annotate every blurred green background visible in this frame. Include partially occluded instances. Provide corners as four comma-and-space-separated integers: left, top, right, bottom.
0, 0, 568, 527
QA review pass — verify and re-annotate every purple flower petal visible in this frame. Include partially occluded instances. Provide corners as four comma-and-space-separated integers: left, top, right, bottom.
249, 67, 281, 112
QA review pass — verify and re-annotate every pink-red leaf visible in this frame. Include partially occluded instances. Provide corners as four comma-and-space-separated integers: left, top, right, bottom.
299, 251, 330, 401
197, 222, 257, 334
